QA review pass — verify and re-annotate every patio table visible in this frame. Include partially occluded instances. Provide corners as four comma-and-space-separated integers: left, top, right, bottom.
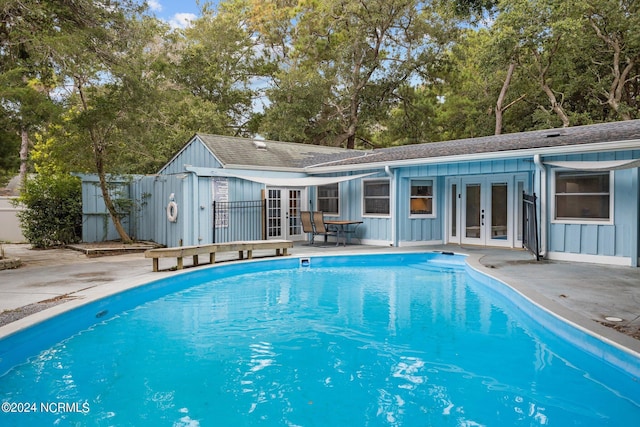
323, 220, 363, 246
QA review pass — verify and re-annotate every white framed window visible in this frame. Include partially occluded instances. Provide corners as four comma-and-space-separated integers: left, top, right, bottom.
363, 179, 390, 216
409, 179, 435, 217
552, 170, 613, 223
317, 183, 339, 215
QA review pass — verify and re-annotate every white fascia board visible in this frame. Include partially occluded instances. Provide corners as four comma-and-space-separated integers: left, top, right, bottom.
305, 139, 640, 174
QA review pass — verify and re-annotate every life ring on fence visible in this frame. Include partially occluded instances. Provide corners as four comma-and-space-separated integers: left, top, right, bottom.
167, 201, 178, 222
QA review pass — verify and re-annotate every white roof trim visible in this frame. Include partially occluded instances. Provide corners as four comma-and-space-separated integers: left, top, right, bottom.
544, 159, 640, 171
185, 166, 376, 186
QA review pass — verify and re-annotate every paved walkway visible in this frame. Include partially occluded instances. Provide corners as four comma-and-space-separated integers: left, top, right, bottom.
1, 243, 639, 355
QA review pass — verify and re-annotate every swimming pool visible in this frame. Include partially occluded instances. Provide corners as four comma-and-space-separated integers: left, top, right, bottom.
0, 252, 638, 426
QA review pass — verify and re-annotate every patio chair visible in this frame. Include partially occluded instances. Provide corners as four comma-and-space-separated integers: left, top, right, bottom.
312, 211, 337, 245
300, 211, 315, 244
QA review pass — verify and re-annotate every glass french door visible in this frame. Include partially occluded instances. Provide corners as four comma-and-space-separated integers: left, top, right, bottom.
448, 175, 526, 247
266, 187, 306, 241
461, 177, 509, 246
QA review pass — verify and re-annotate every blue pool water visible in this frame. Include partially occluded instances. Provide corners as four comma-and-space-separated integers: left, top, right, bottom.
0, 253, 639, 426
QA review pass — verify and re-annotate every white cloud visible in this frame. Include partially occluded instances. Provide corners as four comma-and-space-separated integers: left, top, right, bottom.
147, 0, 162, 12
169, 13, 197, 29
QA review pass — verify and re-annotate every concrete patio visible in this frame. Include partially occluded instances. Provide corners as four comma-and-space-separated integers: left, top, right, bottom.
0, 242, 639, 356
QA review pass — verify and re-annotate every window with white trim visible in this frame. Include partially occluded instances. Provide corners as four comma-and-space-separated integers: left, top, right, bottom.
317, 183, 339, 215
410, 179, 435, 217
363, 179, 390, 215
553, 171, 612, 221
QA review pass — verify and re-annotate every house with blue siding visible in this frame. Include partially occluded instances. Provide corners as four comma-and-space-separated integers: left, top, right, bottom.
80, 120, 640, 267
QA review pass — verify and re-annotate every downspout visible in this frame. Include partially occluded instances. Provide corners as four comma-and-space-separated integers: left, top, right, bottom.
533, 155, 547, 258
385, 165, 398, 247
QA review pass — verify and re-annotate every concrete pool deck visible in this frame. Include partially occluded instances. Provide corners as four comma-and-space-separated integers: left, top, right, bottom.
0, 242, 639, 357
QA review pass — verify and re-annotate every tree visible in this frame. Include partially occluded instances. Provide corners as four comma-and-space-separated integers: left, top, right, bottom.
0, 0, 61, 186
0, 117, 20, 187
373, 84, 439, 146
1, 0, 154, 242
427, 27, 525, 140
250, 0, 456, 148
172, 1, 273, 136
56, 11, 162, 242
492, 0, 585, 128
581, 0, 640, 120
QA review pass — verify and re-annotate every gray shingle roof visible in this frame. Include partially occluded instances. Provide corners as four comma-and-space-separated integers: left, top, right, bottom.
196, 134, 360, 169
308, 119, 640, 169
194, 120, 640, 172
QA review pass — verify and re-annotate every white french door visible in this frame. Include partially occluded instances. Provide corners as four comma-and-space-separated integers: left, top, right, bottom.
447, 175, 527, 247
266, 187, 306, 241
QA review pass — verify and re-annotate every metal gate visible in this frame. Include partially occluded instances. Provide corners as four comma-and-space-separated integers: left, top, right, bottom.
522, 192, 540, 260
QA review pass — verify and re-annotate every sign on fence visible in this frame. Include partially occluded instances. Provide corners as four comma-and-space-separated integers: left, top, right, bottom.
212, 178, 229, 228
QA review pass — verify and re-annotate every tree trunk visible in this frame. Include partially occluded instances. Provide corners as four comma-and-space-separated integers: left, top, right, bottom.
76, 76, 132, 243
540, 83, 570, 127
95, 150, 133, 244
495, 62, 517, 135
19, 126, 29, 188
606, 55, 634, 120
589, 19, 635, 121
530, 37, 570, 127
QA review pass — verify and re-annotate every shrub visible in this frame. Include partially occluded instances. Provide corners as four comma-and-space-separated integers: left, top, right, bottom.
16, 174, 82, 248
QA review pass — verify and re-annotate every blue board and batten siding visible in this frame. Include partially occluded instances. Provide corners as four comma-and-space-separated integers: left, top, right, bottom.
153, 174, 265, 247
207, 175, 265, 244
160, 137, 222, 175
352, 170, 391, 245
305, 172, 391, 244
156, 136, 269, 246
546, 150, 640, 263
80, 174, 186, 247
132, 175, 186, 247
326, 158, 535, 246
395, 158, 535, 245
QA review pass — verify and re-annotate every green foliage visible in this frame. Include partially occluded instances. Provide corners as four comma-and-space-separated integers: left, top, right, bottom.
0, 127, 20, 186
1, 0, 639, 185
16, 174, 82, 248
251, 0, 458, 148
174, 5, 270, 132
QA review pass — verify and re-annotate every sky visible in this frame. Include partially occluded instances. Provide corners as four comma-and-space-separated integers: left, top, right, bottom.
145, 0, 208, 28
